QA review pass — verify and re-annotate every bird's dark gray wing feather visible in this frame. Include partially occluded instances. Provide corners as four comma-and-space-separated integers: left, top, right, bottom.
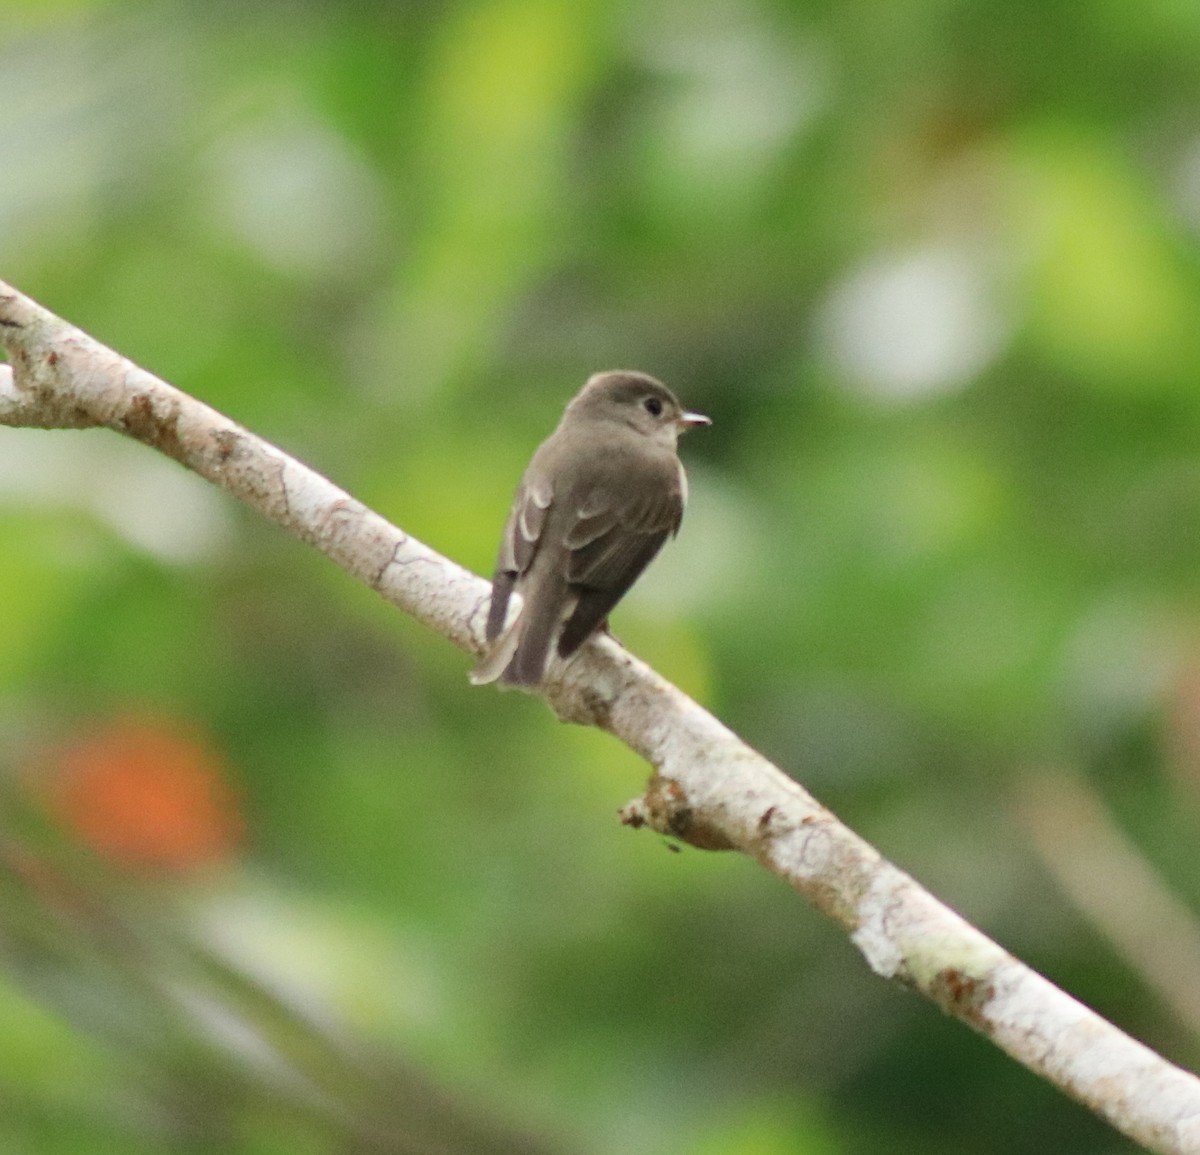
487, 480, 552, 641
484, 569, 516, 642
556, 482, 683, 658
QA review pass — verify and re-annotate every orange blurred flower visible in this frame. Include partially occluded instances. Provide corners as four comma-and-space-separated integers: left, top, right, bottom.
45, 719, 244, 874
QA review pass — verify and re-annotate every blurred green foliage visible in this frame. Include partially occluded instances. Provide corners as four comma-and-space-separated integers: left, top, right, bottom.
4, 0, 1200, 1152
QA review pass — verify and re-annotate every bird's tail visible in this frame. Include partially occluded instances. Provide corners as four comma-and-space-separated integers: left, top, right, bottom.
469, 584, 575, 687
468, 614, 525, 685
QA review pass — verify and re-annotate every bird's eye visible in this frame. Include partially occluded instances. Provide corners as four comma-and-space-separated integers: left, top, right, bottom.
643, 396, 663, 417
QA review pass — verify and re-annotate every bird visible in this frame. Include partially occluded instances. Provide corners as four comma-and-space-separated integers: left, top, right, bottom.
470, 370, 710, 687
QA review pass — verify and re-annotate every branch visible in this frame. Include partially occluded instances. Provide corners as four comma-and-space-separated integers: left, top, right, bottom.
3, 280, 1199, 1155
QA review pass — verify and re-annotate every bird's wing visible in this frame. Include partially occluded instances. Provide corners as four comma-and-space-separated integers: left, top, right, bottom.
556, 473, 684, 657
503, 478, 553, 573
485, 477, 552, 642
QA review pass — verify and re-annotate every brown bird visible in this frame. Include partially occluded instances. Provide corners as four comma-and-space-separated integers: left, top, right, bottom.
471, 371, 710, 687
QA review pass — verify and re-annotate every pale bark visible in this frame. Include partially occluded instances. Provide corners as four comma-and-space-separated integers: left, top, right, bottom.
3, 280, 1199, 1154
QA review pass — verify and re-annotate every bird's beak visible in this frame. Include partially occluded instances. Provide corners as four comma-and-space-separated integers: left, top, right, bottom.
678, 411, 711, 429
